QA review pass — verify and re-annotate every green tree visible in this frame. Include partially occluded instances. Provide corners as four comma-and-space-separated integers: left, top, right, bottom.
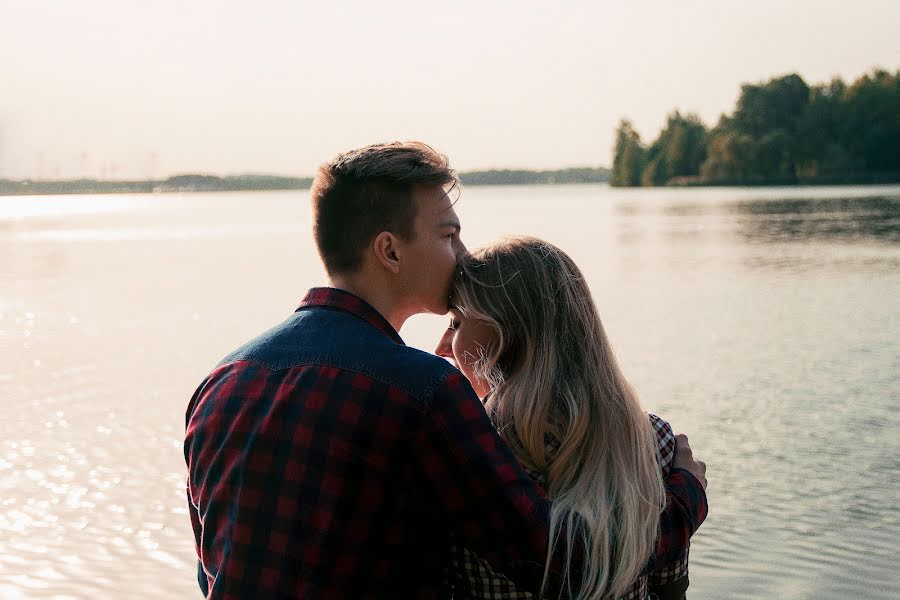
610, 120, 646, 187
795, 79, 846, 177
700, 124, 756, 182
665, 113, 708, 177
698, 74, 811, 182
839, 69, 900, 173
642, 111, 708, 185
732, 74, 810, 138
641, 155, 668, 186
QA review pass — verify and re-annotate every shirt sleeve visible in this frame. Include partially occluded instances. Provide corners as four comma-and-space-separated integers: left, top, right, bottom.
413, 371, 552, 592
415, 371, 708, 591
649, 412, 676, 477
646, 413, 692, 589
653, 468, 707, 569
647, 413, 707, 569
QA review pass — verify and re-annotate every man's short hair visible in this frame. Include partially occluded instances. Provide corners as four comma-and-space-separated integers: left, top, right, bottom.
310, 141, 458, 275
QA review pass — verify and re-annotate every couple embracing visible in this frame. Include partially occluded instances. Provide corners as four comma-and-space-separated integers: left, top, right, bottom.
185, 142, 708, 599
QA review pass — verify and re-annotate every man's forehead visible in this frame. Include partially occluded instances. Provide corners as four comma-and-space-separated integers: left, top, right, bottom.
415, 183, 456, 201
414, 184, 459, 218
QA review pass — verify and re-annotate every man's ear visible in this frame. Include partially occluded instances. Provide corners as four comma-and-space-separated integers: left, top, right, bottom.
372, 231, 401, 274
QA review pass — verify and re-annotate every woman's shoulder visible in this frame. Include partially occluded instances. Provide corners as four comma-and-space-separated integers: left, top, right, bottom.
647, 413, 676, 475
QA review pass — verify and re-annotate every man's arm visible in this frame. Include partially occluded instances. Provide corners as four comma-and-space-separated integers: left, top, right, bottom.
414, 371, 708, 591
646, 415, 694, 598
413, 372, 551, 577
651, 433, 708, 568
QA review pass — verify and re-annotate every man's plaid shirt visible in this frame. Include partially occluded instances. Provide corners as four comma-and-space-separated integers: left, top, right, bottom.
185, 288, 706, 598
448, 415, 693, 600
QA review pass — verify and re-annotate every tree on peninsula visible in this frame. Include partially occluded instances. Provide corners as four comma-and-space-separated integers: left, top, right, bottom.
612, 69, 900, 186
610, 120, 646, 187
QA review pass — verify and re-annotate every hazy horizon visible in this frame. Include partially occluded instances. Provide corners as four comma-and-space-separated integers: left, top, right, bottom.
2, 0, 898, 180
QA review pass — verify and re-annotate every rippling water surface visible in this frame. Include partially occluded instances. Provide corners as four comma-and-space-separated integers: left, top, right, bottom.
1, 185, 898, 598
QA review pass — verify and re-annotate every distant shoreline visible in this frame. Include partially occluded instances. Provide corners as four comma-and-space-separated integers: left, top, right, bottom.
3, 167, 900, 197
1, 169, 611, 196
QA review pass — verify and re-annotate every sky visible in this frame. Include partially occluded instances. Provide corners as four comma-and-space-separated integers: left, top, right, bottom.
1, 0, 898, 180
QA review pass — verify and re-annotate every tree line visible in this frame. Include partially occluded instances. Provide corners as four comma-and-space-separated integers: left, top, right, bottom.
611, 69, 900, 186
0, 168, 612, 196
459, 167, 609, 185
0, 174, 315, 196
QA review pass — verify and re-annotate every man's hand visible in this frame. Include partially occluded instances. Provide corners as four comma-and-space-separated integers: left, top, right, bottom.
673, 433, 707, 490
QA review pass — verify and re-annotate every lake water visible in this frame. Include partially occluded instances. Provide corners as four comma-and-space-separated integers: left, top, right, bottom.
1, 184, 898, 599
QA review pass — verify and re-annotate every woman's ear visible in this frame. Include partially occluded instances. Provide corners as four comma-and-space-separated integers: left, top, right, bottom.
372, 231, 401, 274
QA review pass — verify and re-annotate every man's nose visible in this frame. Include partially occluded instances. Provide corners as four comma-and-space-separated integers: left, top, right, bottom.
454, 236, 468, 258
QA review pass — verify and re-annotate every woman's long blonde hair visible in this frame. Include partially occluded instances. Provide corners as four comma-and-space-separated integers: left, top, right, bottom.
453, 236, 666, 600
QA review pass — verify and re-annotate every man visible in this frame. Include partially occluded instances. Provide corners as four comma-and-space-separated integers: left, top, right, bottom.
185, 141, 707, 598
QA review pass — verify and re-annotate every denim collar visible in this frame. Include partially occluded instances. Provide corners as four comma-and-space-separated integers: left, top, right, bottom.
297, 287, 404, 345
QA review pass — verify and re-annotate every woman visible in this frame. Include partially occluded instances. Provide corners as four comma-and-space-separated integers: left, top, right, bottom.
435, 236, 691, 600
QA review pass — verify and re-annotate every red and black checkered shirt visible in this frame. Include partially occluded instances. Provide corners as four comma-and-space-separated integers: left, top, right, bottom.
185, 288, 706, 598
